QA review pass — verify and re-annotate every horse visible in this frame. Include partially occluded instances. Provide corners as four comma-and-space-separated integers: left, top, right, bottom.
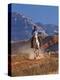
31, 31, 40, 59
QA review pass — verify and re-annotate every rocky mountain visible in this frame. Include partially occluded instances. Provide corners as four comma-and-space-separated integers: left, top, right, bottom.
41, 34, 58, 52
9, 12, 58, 42
11, 12, 32, 41
36, 22, 58, 35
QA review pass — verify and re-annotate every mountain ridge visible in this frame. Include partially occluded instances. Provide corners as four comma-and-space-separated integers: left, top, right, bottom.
9, 12, 58, 41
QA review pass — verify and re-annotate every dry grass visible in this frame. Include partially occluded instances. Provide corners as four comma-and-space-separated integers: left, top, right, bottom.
8, 52, 58, 77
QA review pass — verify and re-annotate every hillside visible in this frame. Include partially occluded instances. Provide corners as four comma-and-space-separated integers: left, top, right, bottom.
8, 12, 58, 41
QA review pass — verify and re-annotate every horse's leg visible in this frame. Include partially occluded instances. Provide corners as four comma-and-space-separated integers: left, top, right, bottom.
33, 48, 36, 59
35, 49, 38, 57
36, 43, 40, 57
37, 49, 40, 56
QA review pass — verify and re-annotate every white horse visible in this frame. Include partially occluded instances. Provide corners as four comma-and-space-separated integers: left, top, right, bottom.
31, 31, 40, 59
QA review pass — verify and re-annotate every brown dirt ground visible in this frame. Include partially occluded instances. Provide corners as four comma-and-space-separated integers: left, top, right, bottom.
8, 52, 58, 76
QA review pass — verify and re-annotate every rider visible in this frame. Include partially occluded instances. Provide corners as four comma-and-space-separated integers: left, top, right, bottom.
32, 25, 39, 48
32, 25, 37, 36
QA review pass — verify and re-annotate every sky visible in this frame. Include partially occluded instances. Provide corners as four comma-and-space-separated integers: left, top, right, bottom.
11, 3, 58, 25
